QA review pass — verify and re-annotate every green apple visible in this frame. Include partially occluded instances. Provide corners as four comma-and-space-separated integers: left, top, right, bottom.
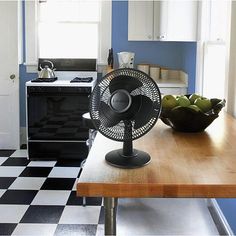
194, 97, 212, 112
176, 95, 185, 98
176, 96, 191, 107
189, 93, 201, 104
162, 95, 178, 110
171, 105, 181, 111
188, 104, 202, 112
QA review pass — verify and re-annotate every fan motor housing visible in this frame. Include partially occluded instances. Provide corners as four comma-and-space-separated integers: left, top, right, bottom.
109, 89, 132, 113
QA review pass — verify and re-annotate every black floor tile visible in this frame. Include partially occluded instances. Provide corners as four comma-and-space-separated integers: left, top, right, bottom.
41, 178, 75, 190
77, 168, 83, 178
0, 177, 16, 189
20, 144, 27, 149
19, 167, 52, 177
54, 224, 97, 236
55, 159, 83, 167
20, 205, 64, 223
0, 190, 38, 204
67, 191, 102, 206
98, 206, 104, 224
0, 150, 15, 157
0, 223, 17, 235
1, 158, 30, 166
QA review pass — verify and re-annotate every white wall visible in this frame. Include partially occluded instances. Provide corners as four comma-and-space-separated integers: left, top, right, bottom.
227, 1, 236, 117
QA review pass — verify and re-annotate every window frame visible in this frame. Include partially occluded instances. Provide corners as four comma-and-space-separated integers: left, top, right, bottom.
24, 0, 111, 73
195, 0, 231, 99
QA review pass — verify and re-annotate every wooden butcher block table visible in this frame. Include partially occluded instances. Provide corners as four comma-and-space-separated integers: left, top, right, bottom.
77, 112, 236, 235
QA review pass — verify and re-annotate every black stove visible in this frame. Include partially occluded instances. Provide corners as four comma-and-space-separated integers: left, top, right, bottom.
31, 77, 58, 83
70, 77, 93, 83
26, 58, 97, 160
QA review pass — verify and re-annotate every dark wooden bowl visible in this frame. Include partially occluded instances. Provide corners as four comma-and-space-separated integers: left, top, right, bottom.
160, 97, 226, 132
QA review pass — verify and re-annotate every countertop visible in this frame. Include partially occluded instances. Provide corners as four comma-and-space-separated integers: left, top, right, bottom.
77, 112, 236, 198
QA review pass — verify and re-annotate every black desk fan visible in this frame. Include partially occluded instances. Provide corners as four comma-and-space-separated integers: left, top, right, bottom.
89, 68, 162, 168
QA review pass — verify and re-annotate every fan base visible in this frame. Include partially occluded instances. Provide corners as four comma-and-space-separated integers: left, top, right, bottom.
105, 149, 151, 169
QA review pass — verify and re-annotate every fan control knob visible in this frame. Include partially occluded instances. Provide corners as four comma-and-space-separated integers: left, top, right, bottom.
109, 89, 131, 113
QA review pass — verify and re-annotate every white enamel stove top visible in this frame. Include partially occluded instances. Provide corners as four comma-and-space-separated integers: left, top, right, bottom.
26, 71, 97, 89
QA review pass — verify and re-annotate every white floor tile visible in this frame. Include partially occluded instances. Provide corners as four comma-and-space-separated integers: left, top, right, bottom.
96, 224, 104, 236
0, 205, 29, 223
12, 223, 57, 236
31, 190, 71, 205
9, 177, 46, 190
28, 161, 56, 167
0, 157, 8, 165
59, 206, 101, 224
10, 150, 28, 158
0, 189, 6, 198
48, 167, 80, 178
0, 166, 25, 177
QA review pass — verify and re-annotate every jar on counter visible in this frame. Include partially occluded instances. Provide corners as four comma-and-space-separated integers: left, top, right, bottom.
137, 64, 150, 75
149, 65, 160, 81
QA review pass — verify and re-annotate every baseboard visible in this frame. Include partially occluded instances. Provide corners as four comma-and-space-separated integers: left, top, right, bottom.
207, 198, 234, 235
20, 127, 27, 147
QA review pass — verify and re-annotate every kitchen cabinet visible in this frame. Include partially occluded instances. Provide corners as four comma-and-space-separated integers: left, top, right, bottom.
157, 79, 188, 95
155, 70, 188, 95
159, 87, 187, 95
128, 0, 198, 41
208, 1, 231, 42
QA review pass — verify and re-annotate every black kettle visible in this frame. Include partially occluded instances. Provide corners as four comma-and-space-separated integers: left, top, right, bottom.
38, 60, 56, 79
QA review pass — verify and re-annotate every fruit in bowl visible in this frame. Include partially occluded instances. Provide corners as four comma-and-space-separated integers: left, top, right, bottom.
160, 94, 226, 132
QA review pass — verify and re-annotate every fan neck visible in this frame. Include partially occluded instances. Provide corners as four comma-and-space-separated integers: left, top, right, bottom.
122, 121, 135, 157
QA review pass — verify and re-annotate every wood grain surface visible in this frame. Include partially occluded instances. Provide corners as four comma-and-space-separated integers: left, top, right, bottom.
77, 112, 236, 198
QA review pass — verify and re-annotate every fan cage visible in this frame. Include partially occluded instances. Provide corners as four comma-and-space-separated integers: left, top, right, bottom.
90, 68, 162, 141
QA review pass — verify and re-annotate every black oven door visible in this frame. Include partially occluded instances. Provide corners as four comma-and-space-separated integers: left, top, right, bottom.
27, 86, 90, 141
27, 86, 91, 160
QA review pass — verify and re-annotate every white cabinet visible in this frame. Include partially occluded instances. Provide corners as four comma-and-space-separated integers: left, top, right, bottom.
159, 87, 187, 95
155, 70, 188, 95
208, 1, 231, 42
128, 1, 154, 41
128, 0, 198, 41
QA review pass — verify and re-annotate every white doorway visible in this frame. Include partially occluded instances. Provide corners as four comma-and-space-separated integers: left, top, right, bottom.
0, 1, 21, 149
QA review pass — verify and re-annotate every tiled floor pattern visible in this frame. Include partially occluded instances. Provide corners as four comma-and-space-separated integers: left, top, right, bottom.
0, 149, 220, 236
0, 149, 103, 235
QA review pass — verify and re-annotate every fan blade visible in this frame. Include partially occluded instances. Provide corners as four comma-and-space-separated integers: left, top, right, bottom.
99, 101, 121, 127
133, 95, 154, 129
109, 75, 143, 94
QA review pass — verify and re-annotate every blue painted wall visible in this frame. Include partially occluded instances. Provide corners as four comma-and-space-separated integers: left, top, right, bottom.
217, 199, 236, 233
19, 65, 37, 127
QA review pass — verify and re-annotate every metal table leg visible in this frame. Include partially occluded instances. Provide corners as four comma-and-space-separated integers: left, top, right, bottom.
104, 197, 118, 235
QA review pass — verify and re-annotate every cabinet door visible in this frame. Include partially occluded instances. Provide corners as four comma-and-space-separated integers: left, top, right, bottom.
209, 1, 231, 42
128, 1, 154, 41
163, 1, 198, 41
153, 1, 166, 40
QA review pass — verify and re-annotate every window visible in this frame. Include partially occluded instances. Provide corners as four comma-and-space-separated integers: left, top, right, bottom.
195, 0, 231, 99
203, 42, 226, 98
25, 0, 111, 70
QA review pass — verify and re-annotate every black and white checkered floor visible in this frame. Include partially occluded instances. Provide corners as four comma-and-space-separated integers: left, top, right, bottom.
0, 149, 104, 236
0, 149, 222, 236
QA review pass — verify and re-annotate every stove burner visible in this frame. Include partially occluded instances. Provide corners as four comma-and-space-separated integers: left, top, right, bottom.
70, 77, 93, 83
31, 78, 58, 83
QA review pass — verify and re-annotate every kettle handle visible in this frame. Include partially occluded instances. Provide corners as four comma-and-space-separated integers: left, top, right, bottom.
40, 60, 54, 70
